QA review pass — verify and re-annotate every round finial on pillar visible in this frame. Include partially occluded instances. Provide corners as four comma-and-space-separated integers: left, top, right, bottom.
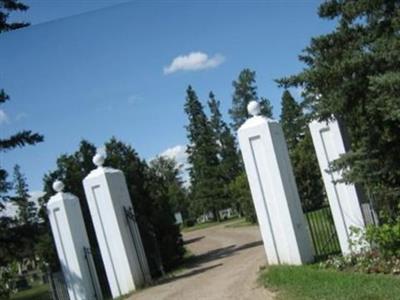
93, 153, 105, 168
53, 180, 65, 193
247, 100, 261, 117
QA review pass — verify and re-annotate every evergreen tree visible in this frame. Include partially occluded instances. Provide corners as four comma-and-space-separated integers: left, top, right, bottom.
229, 68, 273, 131
280, 90, 304, 149
184, 86, 224, 220
208, 92, 240, 183
278, 0, 400, 216
279, 90, 325, 211
12, 165, 37, 225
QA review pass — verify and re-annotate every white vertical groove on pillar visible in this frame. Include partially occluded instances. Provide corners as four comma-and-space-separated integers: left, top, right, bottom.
238, 101, 314, 265
309, 118, 366, 255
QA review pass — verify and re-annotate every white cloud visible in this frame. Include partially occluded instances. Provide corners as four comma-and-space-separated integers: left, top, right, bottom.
0, 109, 9, 125
160, 144, 190, 185
160, 145, 188, 166
164, 52, 225, 74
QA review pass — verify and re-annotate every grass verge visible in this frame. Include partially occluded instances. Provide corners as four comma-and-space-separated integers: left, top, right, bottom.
11, 284, 50, 300
224, 218, 254, 228
182, 217, 240, 233
260, 265, 400, 300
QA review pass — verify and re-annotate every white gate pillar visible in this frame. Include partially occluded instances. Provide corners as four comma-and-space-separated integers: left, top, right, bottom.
238, 101, 314, 265
47, 181, 103, 300
82, 154, 151, 298
309, 118, 367, 255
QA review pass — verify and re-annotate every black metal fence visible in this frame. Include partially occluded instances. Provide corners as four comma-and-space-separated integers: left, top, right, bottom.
48, 271, 69, 300
305, 205, 341, 260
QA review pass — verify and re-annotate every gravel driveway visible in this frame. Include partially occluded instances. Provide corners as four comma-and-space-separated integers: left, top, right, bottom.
129, 222, 274, 300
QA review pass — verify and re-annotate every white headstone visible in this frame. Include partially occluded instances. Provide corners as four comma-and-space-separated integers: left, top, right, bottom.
82, 154, 151, 298
238, 101, 314, 265
47, 181, 103, 300
309, 118, 367, 255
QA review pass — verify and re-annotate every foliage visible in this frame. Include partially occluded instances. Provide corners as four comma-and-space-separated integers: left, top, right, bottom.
184, 86, 224, 220
229, 172, 256, 223
207, 92, 240, 212
229, 68, 273, 131
279, 90, 325, 211
366, 223, 400, 258
11, 165, 37, 225
320, 220, 400, 276
278, 0, 400, 217
149, 156, 188, 218
260, 264, 400, 300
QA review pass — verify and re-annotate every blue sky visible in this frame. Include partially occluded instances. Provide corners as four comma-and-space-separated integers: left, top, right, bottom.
1, 0, 335, 194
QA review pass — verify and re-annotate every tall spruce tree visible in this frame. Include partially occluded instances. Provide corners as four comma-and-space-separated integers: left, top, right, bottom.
278, 0, 400, 216
208, 92, 240, 183
280, 90, 305, 149
208, 92, 241, 212
184, 86, 223, 220
229, 68, 273, 131
12, 165, 37, 225
279, 90, 325, 211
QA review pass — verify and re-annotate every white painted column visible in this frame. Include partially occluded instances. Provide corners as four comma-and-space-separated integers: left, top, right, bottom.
82, 154, 151, 298
238, 101, 314, 265
309, 118, 366, 255
47, 181, 103, 300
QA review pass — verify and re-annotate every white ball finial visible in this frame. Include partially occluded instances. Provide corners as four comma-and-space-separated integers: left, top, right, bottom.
53, 180, 65, 193
247, 101, 261, 117
93, 153, 105, 168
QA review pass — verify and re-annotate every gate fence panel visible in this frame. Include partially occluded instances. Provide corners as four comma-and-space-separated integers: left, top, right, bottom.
305, 205, 341, 260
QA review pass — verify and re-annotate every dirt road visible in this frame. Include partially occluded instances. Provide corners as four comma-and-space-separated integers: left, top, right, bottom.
130, 222, 274, 300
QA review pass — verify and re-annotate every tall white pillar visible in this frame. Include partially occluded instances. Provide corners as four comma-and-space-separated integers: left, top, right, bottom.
82, 154, 151, 298
309, 118, 366, 255
238, 101, 314, 265
47, 181, 103, 300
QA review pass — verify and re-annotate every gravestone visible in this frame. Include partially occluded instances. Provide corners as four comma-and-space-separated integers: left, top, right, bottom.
82, 154, 151, 298
238, 101, 314, 265
309, 118, 367, 255
47, 180, 103, 300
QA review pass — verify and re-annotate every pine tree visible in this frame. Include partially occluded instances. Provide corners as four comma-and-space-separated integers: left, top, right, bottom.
280, 90, 304, 149
184, 86, 223, 220
279, 90, 325, 212
208, 92, 240, 183
12, 165, 37, 225
229, 68, 273, 131
278, 0, 400, 216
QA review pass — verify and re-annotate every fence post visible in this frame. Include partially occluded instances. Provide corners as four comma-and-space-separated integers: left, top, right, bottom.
47, 180, 103, 300
237, 101, 314, 265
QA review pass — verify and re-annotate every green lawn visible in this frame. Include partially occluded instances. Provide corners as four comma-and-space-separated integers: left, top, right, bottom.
11, 284, 51, 300
224, 218, 254, 228
260, 265, 400, 300
182, 217, 240, 232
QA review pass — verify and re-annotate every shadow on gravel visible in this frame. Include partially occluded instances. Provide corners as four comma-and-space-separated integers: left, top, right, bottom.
158, 240, 264, 286
184, 236, 205, 245
157, 263, 224, 285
